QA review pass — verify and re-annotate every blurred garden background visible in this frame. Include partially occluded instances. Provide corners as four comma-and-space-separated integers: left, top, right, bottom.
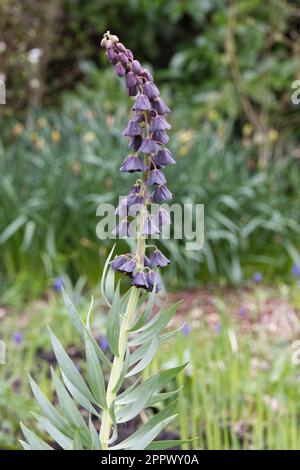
1, 0, 300, 450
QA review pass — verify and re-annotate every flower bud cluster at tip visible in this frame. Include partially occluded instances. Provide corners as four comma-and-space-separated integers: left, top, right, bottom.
101, 31, 175, 293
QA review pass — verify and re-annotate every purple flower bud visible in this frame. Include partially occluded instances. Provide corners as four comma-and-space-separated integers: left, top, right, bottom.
132, 271, 149, 289
146, 270, 163, 292
154, 207, 171, 227
99, 336, 109, 352
152, 184, 173, 202
141, 215, 160, 236
253, 272, 262, 283
143, 81, 159, 100
126, 71, 137, 88
129, 135, 143, 151
142, 69, 153, 82
116, 42, 126, 52
119, 258, 136, 276
182, 323, 191, 337
150, 249, 170, 268
125, 48, 133, 60
110, 255, 128, 271
147, 169, 166, 186
112, 219, 131, 237
139, 137, 160, 154
132, 59, 142, 74
291, 264, 300, 277
133, 113, 145, 123
128, 86, 137, 97
152, 97, 170, 115
153, 130, 169, 145
120, 155, 148, 173
13, 331, 23, 345
122, 120, 142, 137
154, 149, 176, 166
133, 94, 152, 112
106, 48, 117, 64
54, 277, 64, 292
115, 62, 126, 77
150, 115, 171, 131
143, 255, 152, 268
118, 52, 128, 65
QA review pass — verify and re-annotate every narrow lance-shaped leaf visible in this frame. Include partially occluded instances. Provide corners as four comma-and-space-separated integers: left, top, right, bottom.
107, 281, 120, 356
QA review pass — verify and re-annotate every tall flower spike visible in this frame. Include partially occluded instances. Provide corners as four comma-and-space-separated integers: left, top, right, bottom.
101, 31, 175, 292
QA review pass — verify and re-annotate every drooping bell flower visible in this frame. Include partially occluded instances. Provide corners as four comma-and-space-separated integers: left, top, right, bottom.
143, 81, 160, 100
133, 94, 152, 112
139, 138, 160, 154
154, 207, 171, 228
141, 215, 160, 236
120, 155, 148, 173
150, 115, 171, 132
122, 120, 142, 137
153, 149, 176, 166
147, 169, 166, 186
110, 255, 129, 271
150, 249, 170, 268
146, 270, 163, 292
152, 97, 170, 115
152, 184, 172, 202
132, 271, 149, 289
153, 130, 169, 145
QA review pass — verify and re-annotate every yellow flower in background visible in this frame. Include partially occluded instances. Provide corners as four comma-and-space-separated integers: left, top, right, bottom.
12, 123, 24, 136
243, 123, 253, 137
268, 129, 278, 142
37, 117, 47, 128
208, 109, 219, 122
31, 131, 38, 141
51, 130, 61, 142
177, 129, 195, 145
35, 138, 45, 150
84, 131, 96, 144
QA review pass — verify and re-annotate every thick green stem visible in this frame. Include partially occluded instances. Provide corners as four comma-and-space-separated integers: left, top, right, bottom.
100, 285, 140, 449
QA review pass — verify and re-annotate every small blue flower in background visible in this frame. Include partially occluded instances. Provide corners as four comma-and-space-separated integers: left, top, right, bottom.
100, 337, 109, 352
291, 264, 300, 277
13, 332, 23, 345
182, 323, 192, 337
214, 324, 221, 335
54, 277, 64, 292
238, 306, 247, 317
253, 272, 262, 283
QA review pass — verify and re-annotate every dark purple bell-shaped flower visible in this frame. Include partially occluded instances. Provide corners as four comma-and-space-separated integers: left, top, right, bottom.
141, 215, 160, 236
116, 42, 126, 52
126, 71, 137, 88
128, 86, 137, 97
106, 48, 117, 64
152, 97, 170, 115
115, 62, 126, 77
133, 94, 152, 112
146, 270, 163, 292
150, 249, 170, 267
154, 207, 171, 228
143, 255, 152, 268
147, 169, 166, 186
152, 184, 172, 202
119, 258, 136, 276
118, 52, 128, 65
154, 149, 176, 166
150, 115, 171, 131
112, 219, 131, 237
139, 138, 160, 154
122, 120, 142, 137
132, 271, 149, 289
132, 59, 142, 74
120, 155, 148, 173
125, 48, 133, 60
142, 69, 153, 82
143, 81, 159, 100
129, 135, 143, 151
153, 130, 169, 145
111, 255, 128, 271
133, 113, 145, 124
